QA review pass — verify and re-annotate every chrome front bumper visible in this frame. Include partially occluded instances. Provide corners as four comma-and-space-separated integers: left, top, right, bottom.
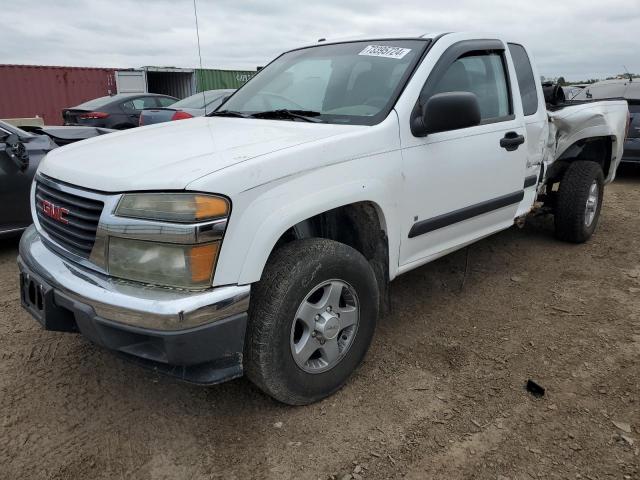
18, 225, 250, 331
18, 226, 250, 383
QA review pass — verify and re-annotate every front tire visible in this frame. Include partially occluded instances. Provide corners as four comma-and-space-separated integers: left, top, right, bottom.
245, 239, 379, 405
554, 161, 604, 243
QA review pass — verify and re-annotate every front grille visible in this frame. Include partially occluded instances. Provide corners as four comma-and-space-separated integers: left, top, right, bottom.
35, 180, 104, 258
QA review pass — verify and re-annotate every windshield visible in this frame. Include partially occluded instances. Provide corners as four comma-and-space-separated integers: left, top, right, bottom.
172, 91, 225, 109
219, 39, 429, 125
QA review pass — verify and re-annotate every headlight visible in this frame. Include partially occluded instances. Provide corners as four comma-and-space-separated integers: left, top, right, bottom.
115, 193, 229, 223
109, 192, 229, 288
109, 237, 219, 289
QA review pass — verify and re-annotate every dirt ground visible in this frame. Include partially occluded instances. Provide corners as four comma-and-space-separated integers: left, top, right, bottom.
1, 167, 639, 480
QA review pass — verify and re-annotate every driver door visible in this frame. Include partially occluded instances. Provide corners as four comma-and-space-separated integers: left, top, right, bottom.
398, 41, 528, 268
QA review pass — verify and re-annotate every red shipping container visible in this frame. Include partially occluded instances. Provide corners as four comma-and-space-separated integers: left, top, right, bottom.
0, 65, 117, 125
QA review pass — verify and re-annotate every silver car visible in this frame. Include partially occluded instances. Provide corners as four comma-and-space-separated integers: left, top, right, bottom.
138, 89, 234, 126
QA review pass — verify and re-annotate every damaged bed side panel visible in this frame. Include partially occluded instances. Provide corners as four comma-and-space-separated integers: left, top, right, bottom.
545, 100, 628, 183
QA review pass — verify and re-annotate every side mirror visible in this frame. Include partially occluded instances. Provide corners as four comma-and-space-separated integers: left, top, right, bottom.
411, 91, 481, 136
3, 133, 30, 171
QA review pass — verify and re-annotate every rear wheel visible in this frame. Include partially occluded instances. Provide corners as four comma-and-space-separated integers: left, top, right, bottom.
554, 161, 604, 243
245, 238, 379, 405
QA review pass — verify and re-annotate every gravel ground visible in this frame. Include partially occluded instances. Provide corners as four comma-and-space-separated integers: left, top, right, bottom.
1, 167, 638, 480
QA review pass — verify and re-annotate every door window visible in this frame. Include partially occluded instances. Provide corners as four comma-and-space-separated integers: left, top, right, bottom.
425, 51, 512, 122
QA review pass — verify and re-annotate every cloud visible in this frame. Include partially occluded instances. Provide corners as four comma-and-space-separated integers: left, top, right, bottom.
1, 0, 638, 80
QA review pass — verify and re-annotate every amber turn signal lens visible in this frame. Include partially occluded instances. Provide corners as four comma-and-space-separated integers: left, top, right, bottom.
194, 195, 229, 220
188, 243, 219, 283
109, 238, 219, 288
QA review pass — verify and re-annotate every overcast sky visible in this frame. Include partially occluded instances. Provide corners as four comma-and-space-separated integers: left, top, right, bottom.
2, 0, 639, 81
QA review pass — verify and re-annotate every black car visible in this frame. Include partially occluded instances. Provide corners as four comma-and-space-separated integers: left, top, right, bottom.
62, 93, 178, 130
0, 120, 114, 238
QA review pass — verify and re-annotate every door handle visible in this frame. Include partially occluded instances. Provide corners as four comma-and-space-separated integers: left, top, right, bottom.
500, 132, 525, 151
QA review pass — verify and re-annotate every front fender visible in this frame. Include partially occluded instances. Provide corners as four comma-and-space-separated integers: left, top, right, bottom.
212, 155, 402, 286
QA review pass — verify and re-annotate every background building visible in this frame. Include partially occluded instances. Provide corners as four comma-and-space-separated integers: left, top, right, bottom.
0, 64, 256, 125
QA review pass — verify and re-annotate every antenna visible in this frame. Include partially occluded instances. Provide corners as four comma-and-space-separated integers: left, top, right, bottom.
193, 0, 208, 113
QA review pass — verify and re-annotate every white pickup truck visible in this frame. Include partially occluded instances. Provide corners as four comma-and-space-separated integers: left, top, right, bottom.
18, 33, 629, 405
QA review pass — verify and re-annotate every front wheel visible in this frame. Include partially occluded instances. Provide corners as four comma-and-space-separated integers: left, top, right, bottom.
554, 161, 604, 243
245, 238, 379, 405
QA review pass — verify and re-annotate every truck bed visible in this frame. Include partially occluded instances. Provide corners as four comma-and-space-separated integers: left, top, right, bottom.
546, 97, 627, 112
545, 98, 629, 183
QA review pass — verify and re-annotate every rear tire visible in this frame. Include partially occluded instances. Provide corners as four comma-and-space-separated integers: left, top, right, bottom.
554, 161, 604, 243
245, 238, 379, 405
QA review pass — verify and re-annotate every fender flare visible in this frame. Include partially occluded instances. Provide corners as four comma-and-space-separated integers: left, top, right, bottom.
233, 178, 398, 285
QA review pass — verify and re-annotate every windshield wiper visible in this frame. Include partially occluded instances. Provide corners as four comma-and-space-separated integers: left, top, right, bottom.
208, 110, 251, 118
250, 109, 324, 123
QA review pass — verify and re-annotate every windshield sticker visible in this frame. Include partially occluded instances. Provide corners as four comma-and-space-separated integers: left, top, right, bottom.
358, 45, 412, 59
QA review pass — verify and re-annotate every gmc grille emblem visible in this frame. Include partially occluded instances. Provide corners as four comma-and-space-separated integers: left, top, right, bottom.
42, 200, 69, 224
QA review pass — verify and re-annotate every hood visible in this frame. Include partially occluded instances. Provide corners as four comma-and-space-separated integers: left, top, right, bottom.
38, 116, 356, 192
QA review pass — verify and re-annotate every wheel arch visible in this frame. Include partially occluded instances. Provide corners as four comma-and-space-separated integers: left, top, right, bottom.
270, 201, 391, 313
547, 135, 614, 182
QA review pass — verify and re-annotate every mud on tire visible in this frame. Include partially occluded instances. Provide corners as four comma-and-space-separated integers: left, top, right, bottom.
244, 238, 379, 405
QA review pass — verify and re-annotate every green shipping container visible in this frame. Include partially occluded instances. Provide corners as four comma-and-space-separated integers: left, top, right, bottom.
195, 69, 256, 91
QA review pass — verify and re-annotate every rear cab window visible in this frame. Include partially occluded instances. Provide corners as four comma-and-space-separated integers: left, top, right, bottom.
507, 43, 539, 116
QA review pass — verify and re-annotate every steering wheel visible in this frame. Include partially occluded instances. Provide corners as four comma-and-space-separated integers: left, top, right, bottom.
362, 96, 388, 109
257, 92, 305, 110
